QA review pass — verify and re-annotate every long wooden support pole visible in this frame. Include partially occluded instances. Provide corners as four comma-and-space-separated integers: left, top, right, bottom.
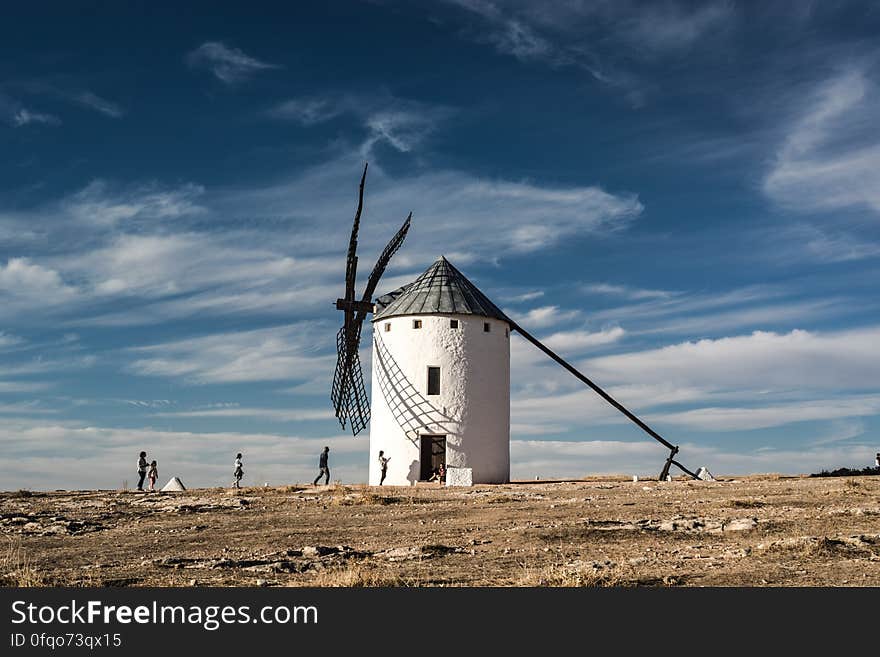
509, 321, 699, 480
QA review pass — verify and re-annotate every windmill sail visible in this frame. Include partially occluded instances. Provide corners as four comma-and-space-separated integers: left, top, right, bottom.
331, 164, 412, 436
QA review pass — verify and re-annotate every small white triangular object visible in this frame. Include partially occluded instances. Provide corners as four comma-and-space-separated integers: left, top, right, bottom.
161, 477, 187, 491
695, 467, 716, 482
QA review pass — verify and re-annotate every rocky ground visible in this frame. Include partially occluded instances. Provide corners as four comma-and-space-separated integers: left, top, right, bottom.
2, 474, 880, 587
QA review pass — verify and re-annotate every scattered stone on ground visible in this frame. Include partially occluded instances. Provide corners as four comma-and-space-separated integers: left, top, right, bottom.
2, 474, 879, 586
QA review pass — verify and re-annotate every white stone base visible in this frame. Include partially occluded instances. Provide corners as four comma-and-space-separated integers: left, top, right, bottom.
445, 467, 473, 487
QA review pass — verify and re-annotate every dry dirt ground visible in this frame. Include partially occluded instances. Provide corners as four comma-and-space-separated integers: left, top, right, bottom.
3, 474, 880, 587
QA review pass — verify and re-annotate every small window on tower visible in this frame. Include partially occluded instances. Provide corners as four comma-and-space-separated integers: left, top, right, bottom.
413, 319, 422, 329
384, 323, 391, 332
505, 327, 509, 338
427, 366, 440, 395
484, 322, 491, 333
450, 319, 459, 329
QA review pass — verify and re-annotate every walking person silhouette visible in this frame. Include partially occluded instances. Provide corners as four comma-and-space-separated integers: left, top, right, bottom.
313, 446, 330, 486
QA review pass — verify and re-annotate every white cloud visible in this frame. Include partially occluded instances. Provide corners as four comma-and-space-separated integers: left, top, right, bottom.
0, 332, 24, 348
0, 401, 56, 415
584, 282, 673, 300
267, 94, 455, 156
585, 284, 843, 335
0, 355, 96, 378
64, 179, 205, 226
782, 224, 880, 263
620, 1, 734, 53
186, 41, 280, 84
0, 258, 76, 303
650, 395, 880, 431
446, 1, 734, 106
508, 326, 880, 436
584, 326, 880, 391
764, 68, 880, 214
542, 326, 626, 352
71, 91, 124, 118
224, 155, 642, 261
0, 420, 362, 490
0, 381, 51, 393
1, 94, 59, 127
509, 305, 581, 329
155, 407, 333, 422
12, 108, 61, 127
510, 438, 877, 478
810, 419, 865, 446
127, 323, 335, 384
499, 290, 545, 303
267, 97, 345, 125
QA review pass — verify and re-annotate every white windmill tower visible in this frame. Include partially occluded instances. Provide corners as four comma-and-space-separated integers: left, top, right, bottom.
368, 257, 511, 485
331, 165, 700, 487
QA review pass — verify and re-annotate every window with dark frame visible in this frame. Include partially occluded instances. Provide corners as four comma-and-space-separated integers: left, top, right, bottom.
413, 319, 422, 329
384, 322, 391, 332
427, 366, 440, 395
483, 322, 491, 332
450, 319, 459, 329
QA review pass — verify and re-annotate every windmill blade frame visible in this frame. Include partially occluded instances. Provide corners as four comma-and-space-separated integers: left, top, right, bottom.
331, 164, 412, 436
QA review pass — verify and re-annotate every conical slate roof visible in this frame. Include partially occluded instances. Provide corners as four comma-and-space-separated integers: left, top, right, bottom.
373, 256, 509, 322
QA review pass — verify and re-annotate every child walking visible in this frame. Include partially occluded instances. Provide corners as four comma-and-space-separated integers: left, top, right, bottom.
147, 460, 158, 492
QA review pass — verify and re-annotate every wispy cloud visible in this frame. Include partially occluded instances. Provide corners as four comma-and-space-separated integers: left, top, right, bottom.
0, 381, 52, 393
266, 97, 346, 125
186, 41, 280, 84
127, 323, 334, 384
542, 326, 626, 352
510, 438, 876, 478
222, 154, 642, 261
0, 332, 25, 349
21, 83, 125, 119
584, 282, 674, 300
810, 419, 865, 446
509, 305, 581, 328
499, 290, 545, 303
618, 1, 735, 53
507, 325, 880, 438
0, 420, 360, 490
764, 67, 880, 214
584, 283, 849, 336
650, 395, 880, 431
69, 91, 124, 118
0, 94, 60, 127
11, 108, 61, 127
64, 179, 206, 226
445, 1, 736, 106
155, 406, 333, 422
267, 93, 455, 156
584, 326, 880, 392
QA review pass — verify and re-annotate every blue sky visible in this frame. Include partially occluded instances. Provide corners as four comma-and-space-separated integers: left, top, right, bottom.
2, 1, 880, 489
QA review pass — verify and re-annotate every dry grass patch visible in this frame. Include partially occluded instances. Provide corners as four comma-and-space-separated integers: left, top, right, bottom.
1, 538, 44, 586
516, 561, 631, 587
309, 563, 409, 587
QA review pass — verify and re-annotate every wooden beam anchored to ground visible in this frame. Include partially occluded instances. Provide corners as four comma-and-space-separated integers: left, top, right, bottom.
509, 320, 699, 481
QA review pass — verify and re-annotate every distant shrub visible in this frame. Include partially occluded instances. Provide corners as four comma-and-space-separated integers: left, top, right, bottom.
810, 466, 880, 478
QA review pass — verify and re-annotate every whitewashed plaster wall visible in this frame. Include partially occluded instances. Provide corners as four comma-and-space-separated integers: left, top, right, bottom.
368, 313, 510, 485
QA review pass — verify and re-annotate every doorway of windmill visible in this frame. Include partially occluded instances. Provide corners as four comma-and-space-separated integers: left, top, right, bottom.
419, 435, 446, 481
